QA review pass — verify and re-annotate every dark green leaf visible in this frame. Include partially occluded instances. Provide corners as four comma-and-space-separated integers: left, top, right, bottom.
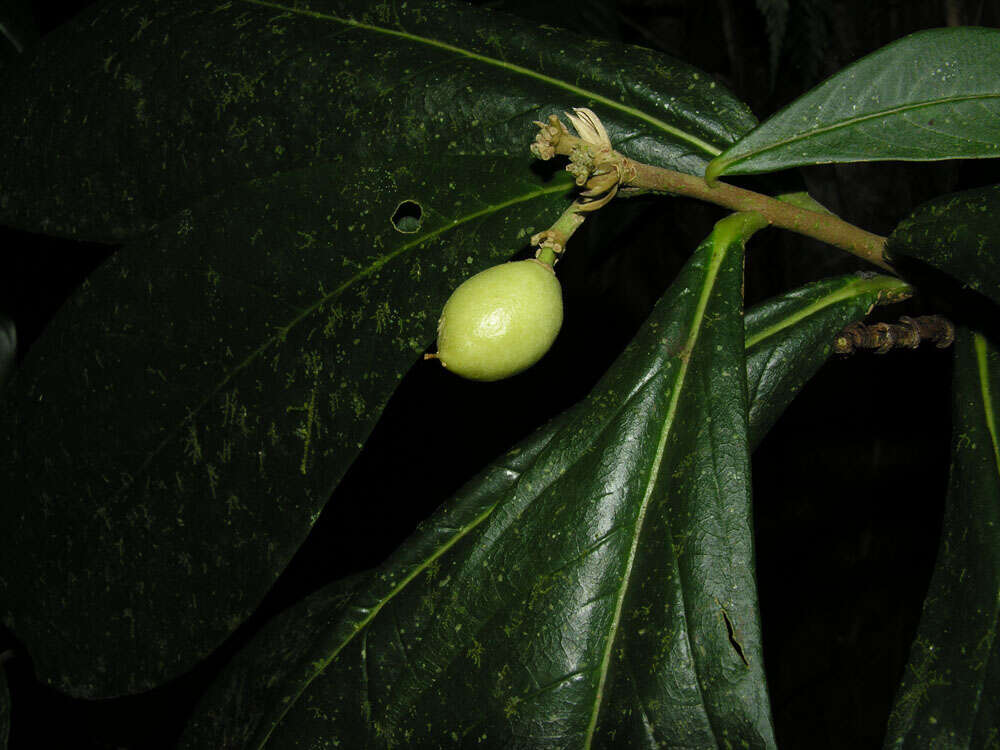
780, 0, 832, 87
177, 264, 912, 750
0, 314, 13, 389
745, 272, 911, 448
0, 657, 8, 750
0, 0, 757, 699
0, 162, 568, 698
884, 329, 1000, 748
179, 213, 775, 749
0, 0, 755, 241
706, 27, 1000, 182
477, 0, 622, 41
754, 0, 788, 83
180, 409, 572, 750
887, 183, 1000, 308
0, 0, 35, 64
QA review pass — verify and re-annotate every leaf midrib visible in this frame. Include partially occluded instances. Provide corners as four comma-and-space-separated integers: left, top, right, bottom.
239, 234, 858, 746
974, 334, 1000, 479
252, 498, 500, 748
253, 232, 734, 748
744, 275, 908, 349
239, 0, 723, 158
720, 92, 999, 170
583, 230, 731, 747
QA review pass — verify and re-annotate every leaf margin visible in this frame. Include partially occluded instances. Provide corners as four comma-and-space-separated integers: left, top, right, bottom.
705, 26, 1000, 182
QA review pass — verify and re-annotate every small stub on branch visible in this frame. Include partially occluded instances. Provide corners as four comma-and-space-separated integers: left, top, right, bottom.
833, 315, 955, 355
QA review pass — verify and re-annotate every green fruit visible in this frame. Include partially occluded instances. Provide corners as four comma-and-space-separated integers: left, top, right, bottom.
433, 259, 563, 381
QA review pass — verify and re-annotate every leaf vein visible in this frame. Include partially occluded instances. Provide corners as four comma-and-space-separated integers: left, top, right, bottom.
109, 180, 570, 544
254, 499, 501, 748
237, 0, 722, 157
729, 92, 1000, 166
583, 236, 730, 747
974, 334, 1000, 479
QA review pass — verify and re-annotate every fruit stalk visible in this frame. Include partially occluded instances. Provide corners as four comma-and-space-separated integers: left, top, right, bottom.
532, 201, 588, 265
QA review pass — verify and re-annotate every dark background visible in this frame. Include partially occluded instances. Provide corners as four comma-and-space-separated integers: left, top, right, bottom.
1, 0, 998, 747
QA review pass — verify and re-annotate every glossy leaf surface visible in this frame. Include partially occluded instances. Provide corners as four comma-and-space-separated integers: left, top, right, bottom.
884, 330, 1000, 747
707, 27, 1000, 181
0, 0, 755, 241
180, 265, 910, 750
888, 183, 1000, 308
180, 214, 774, 749
0, 0, 756, 698
745, 273, 911, 448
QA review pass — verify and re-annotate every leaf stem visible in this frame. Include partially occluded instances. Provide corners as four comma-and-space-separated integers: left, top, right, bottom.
624, 161, 893, 273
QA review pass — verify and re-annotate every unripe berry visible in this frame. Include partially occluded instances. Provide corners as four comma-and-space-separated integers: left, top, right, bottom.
432, 259, 563, 381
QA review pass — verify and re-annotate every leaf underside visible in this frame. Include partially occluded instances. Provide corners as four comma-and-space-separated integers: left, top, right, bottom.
888, 183, 1000, 309
884, 330, 1000, 747
0, 0, 759, 698
707, 27, 1000, 180
180, 224, 911, 750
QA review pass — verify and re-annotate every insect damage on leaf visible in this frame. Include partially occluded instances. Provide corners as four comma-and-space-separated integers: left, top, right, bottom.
718, 599, 751, 667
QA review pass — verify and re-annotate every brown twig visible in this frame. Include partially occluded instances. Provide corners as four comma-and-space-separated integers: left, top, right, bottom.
625, 162, 893, 272
833, 315, 955, 355
530, 112, 894, 273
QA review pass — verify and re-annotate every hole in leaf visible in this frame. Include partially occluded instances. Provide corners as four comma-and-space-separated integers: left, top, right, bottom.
721, 607, 750, 667
391, 200, 423, 233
